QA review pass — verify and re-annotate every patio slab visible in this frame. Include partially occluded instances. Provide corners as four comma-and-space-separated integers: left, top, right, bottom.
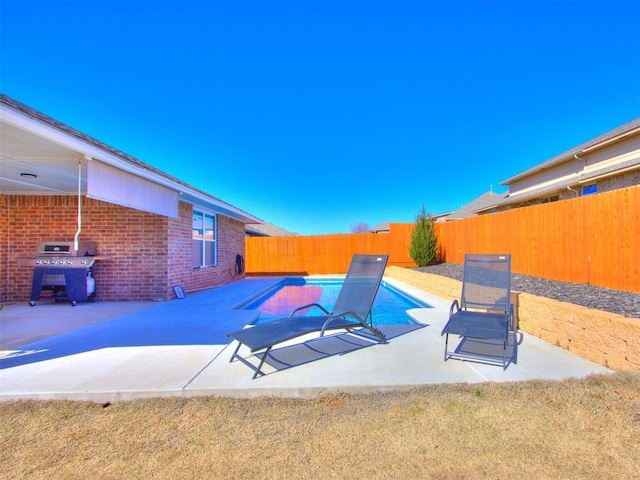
0, 276, 613, 403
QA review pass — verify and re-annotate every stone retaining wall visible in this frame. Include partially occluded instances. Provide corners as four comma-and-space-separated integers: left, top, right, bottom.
385, 266, 640, 372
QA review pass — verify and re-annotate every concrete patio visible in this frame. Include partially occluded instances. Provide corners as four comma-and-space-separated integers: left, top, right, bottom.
0, 276, 612, 403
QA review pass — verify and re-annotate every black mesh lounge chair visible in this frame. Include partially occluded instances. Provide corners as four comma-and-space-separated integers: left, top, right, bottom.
441, 253, 515, 369
227, 254, 389, 378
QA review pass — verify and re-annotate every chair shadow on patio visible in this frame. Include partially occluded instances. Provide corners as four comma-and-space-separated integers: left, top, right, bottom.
448, 330, 524, 369
241, 324, 426, 377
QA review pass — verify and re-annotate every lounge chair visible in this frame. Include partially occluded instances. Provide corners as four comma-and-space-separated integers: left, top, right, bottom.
227, 254, 389, 378
441, 253, 515, 369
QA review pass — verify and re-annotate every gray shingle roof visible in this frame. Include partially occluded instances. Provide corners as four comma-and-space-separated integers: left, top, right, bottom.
1, 93, 261, 223
246, 222, 297, 237
444, 191, 504, 220
369, 222, 390, 233
500, 117, 640, 185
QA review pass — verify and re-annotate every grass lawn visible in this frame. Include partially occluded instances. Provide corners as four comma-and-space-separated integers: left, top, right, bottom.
2, 372, 639, 479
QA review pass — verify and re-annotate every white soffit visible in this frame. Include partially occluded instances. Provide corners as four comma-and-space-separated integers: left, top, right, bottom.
1, 101, 262, 223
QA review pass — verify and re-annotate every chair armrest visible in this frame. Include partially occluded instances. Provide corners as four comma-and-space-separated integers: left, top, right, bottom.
320, 311, 362, 335
289, 303, 330, 317
330, 310, 364, 323
449, 299, 460, 319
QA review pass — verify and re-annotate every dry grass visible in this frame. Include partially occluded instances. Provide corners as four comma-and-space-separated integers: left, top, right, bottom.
2, 372, 639, 479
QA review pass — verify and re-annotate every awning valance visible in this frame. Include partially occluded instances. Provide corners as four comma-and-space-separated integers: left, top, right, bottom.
87, 160, 178, 218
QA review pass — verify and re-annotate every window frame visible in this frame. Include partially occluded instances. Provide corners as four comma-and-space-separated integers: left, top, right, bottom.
192, 208, 218, 268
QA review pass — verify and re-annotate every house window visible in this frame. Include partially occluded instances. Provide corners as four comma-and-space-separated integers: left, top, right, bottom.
582, 184, 598, 196
192, 210, 217, 267
540, 195, 559, 204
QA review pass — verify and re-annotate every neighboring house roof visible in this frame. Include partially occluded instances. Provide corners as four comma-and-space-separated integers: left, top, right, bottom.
373, 211, 452, 230
0, 94, 262, 224
500, 117, 640, 185
486, 118, 640, 211
369, 221, 390, 233
441, 191, 504, 221
246, 222, 297, 237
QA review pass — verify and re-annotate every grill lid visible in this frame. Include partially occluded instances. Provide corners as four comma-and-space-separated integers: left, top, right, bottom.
36, 241, 97, 257
17, 241, 104, 268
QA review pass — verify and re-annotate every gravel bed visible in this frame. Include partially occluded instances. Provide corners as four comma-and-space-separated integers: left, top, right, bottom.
412, 263, 640, 319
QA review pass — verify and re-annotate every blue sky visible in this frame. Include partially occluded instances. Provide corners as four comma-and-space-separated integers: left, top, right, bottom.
2, 0, 639, 235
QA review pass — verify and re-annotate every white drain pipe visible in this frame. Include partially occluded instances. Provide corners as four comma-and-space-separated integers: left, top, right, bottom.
74, 159, 82, 253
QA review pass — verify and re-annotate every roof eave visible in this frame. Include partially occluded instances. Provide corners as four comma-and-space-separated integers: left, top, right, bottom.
500, 119, 640, 186
1, 94, 262, 224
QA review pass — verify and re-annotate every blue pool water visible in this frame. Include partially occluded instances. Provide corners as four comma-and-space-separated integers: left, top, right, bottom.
244, 278, 431, 325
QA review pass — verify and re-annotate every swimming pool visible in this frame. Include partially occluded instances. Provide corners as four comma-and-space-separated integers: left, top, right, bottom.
243, 277, 432, 325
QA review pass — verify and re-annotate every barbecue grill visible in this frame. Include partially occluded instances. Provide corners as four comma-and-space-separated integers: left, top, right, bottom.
22, 241, 100, 306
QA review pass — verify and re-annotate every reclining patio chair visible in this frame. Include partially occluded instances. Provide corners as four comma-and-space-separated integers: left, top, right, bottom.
441, 253, 515, 369
227, 254, 389, 378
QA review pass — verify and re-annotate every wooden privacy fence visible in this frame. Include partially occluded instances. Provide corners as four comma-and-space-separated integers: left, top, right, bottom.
246, 222, 416, 276
246, 185, 640, 293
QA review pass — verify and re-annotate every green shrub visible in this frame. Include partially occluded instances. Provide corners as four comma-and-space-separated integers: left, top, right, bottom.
409, 206, 437, 267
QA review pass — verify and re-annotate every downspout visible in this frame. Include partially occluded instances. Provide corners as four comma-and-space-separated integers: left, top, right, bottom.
567, 185, 579, 197
74, 158, 82, 253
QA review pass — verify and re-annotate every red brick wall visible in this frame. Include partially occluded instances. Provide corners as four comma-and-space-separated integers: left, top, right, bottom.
167, 202, 246, 296
217, 214, 248, 282
2, 195, 246, 303
0, 195, 8, 302
82, 198, 169, 301
166, 200, 193, 296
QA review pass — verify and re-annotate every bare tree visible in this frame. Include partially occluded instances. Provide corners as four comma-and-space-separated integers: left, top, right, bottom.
350, 222, 371, 233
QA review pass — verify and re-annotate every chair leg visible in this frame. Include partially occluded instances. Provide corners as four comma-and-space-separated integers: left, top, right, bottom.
229, 341, 242, 363
503, 339, 507, 370
252, 346, 273, 379
367, 325, 388, 344
444, 334, 449, 362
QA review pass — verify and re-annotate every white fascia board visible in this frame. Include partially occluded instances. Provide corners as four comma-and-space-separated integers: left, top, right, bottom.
501, 125, 640, 186
1, 103, 262, 223
179, 191, 262, 224
1, 103, 174, 185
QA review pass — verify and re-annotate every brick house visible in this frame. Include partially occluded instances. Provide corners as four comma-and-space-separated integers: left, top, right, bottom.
477, 118, 640, 213
0, 94, 262, 303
